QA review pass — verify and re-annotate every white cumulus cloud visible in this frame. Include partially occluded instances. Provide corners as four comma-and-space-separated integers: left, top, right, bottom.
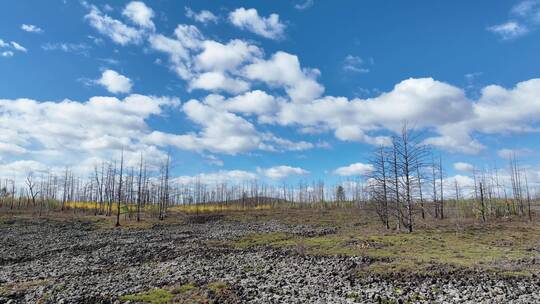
97, 69, 133, 94
334, 163, 374, 176
229, 8, 286, 40
258, 165, 309, 180
123, 1, 155, 30
453, 162, 474, 172
185, 7, 219, 24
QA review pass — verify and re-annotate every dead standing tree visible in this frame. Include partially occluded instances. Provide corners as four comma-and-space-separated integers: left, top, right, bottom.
393, 124, 429, 233
370, 123, 429, 232
136, 153, 144, 222
369, 146, 390, 229
116, 150, 124, 227
26, 174, 40, 216
158, 153, 171, 221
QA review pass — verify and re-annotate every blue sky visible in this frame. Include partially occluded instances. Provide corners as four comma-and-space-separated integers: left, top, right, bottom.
1, 0, 540, 186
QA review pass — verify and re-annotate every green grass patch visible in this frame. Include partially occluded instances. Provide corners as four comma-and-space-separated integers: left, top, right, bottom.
223, 225, 539, 277
120, 288, 173, 304
174, 283, 196, 294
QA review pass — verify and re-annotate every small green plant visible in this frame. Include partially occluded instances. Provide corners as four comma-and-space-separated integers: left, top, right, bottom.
120, 288, 173, 304
175, 283, 196, 294
207, 281, 228, 293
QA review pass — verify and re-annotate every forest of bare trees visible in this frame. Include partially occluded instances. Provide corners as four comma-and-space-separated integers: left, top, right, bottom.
0, 124, 537, 229
367, 124, 536, 232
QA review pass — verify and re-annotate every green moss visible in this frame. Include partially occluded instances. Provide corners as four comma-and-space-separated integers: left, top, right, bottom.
175, 283, 196, 294
120, 288, 173, 304
219, 208, 540, 278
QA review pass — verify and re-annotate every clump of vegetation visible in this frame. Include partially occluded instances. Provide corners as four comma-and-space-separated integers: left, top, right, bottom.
174, 283, 196, 294
223, 221, 540, 278
119, 282, 240, 304
120, 288, 174, 304
207, 281, 228, 293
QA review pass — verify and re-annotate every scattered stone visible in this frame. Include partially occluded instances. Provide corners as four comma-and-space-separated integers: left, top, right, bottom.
0, 218, 538, 303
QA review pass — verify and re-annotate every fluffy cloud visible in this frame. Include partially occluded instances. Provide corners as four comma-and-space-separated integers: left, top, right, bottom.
81, 2, 540, 157
453, 162, 474, 172
444, 174, 476, 198
488, 1, 540, 40
144, 98, 313, 155
81, 4, 320, 101
333, 163, 374, 176
0, 160, 50, 178
264, 78, 471, 148
147, 23, 323, 99
229, 8, 286, 40
143, 101, 261, 154
262, 134, 314, 152
175, 170, 256, 185
185, 7, 219, 24
0, 95, 178, 174
497, 148, 533, 159
85, 4, 144, 45
0, 142, 27, 155
190, 72, 250, 94
222, 90, 278, 115
21, 24, 43, 33
0, 95, 177, 146
97, 69, 133, 94
195, 39, 261, 73
148, 25, 204, 80
470, 79, 540, 134
203, 90, 278, 115
258, 165, 309, 180
256, 77, 540, 154
123, 1, 155, 30
177, 99, 263, 154
244, 51, 324, 103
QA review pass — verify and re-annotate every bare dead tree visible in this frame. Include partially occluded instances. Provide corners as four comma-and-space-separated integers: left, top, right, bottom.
416, 159, 425, 220
479, 181, 486, 222
26, 174, 40, 216
116, 150, 124, 227
393, 123, 429, 232
439, 155, 444, 219
524, 171, 532, 221
137, 153, 144, 222
369, 146, 390, 229
391, 137, 402, 231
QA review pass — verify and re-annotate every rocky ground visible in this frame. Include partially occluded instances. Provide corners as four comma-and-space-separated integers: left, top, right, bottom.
1, 215, 540, 303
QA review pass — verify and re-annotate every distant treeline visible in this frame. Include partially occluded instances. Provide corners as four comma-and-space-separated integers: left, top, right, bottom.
0, 124, 536, 230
